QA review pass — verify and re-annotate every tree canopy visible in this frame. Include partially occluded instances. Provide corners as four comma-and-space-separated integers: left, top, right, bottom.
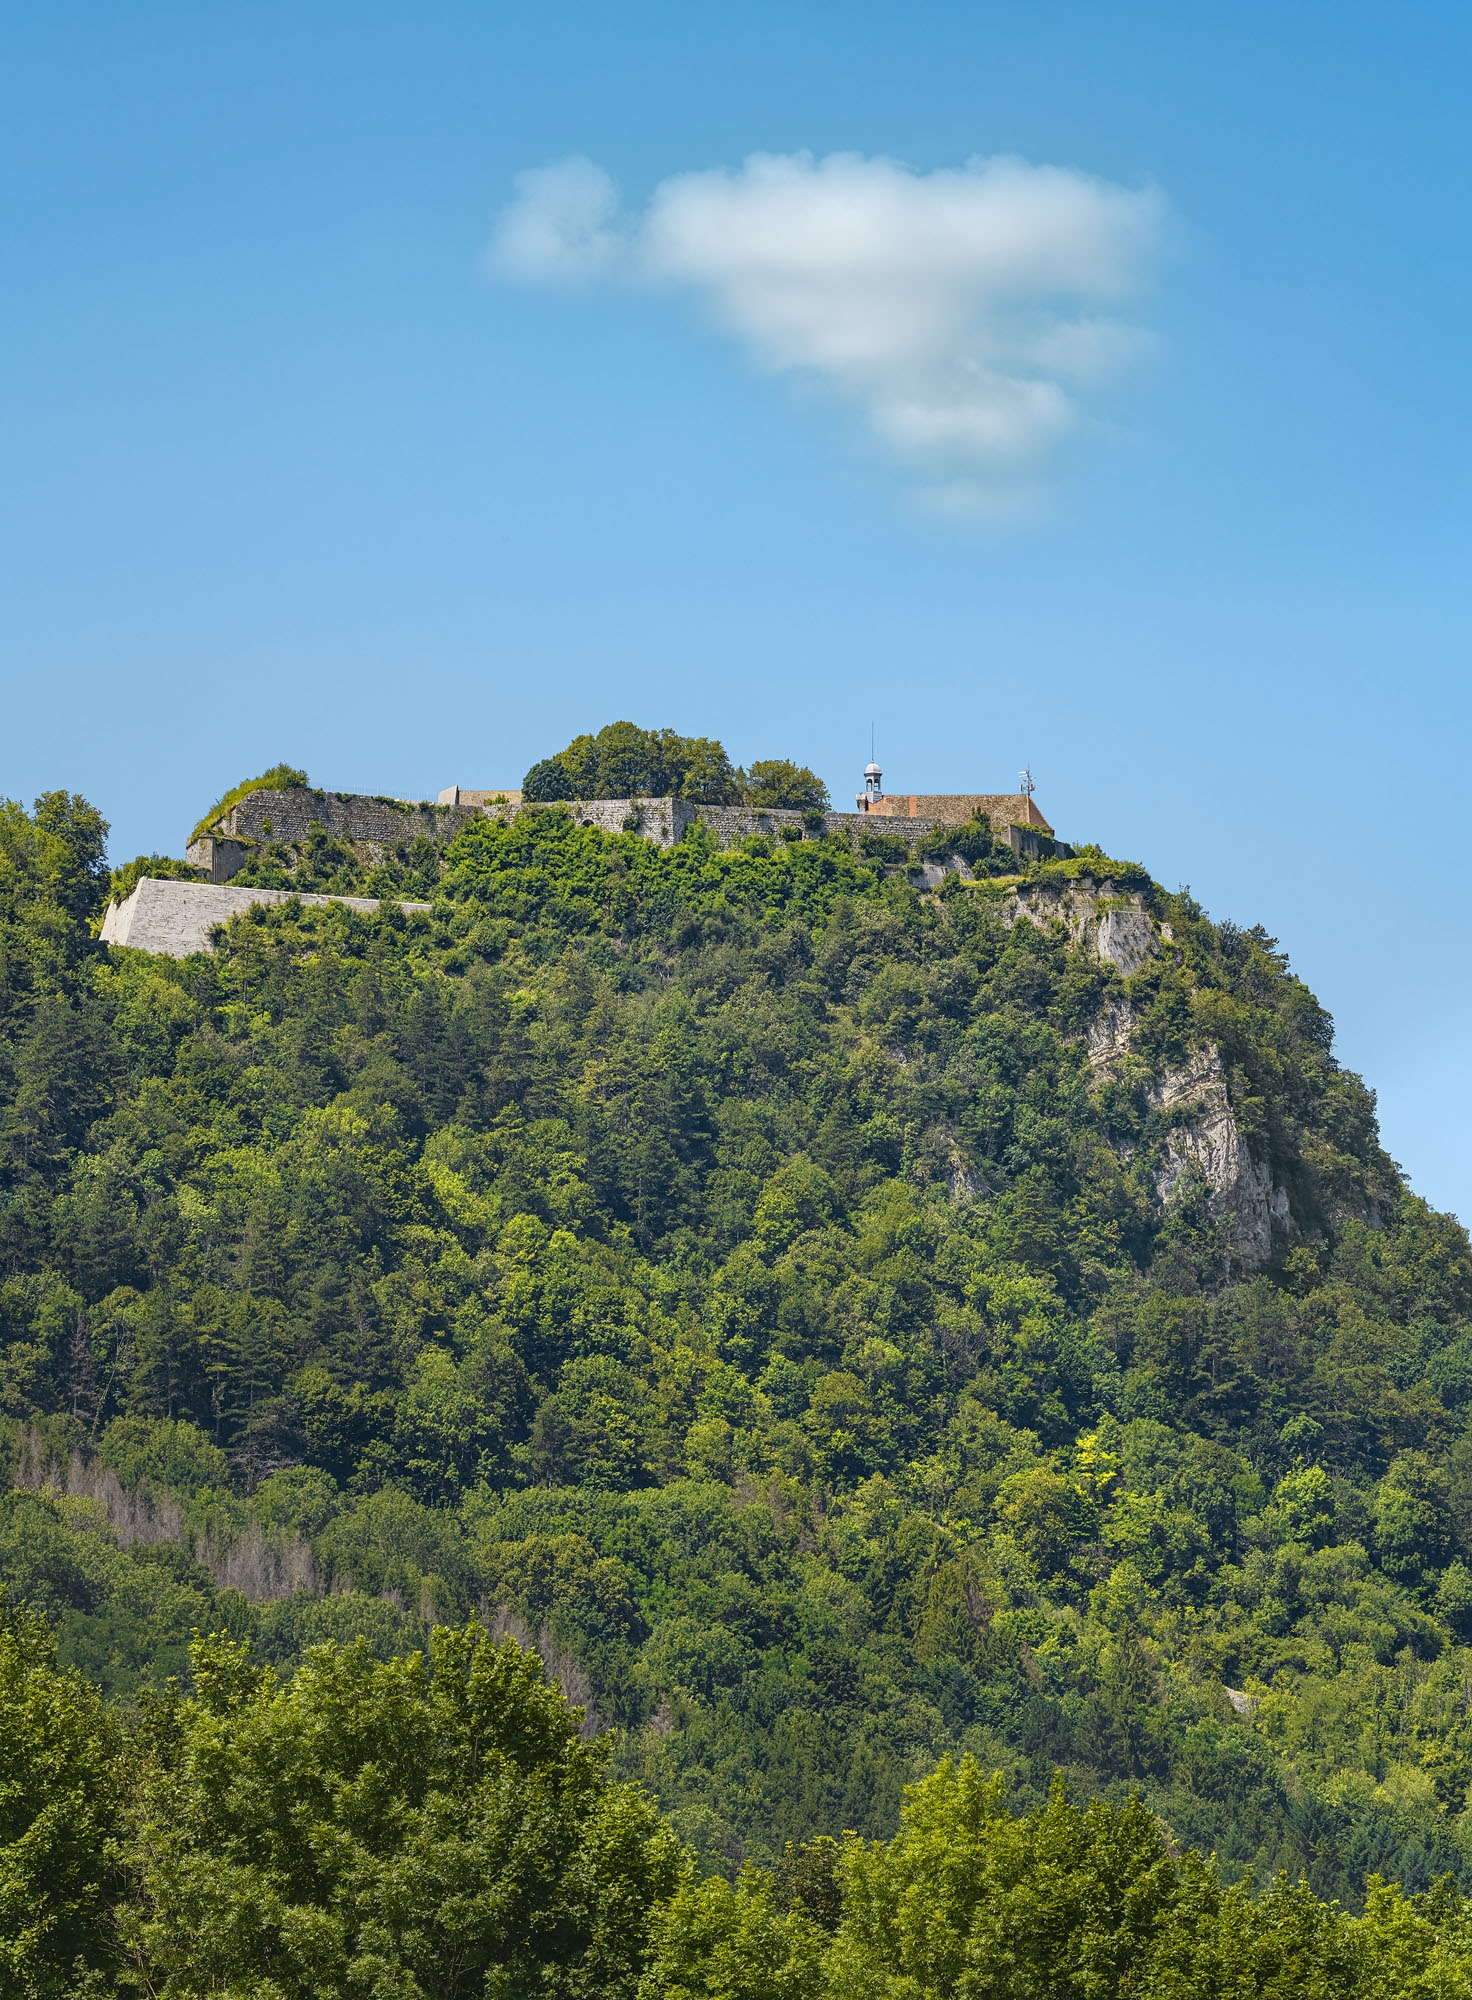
522, 723, 828, 808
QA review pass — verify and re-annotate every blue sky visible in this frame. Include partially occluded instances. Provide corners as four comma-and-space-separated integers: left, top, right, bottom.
4, 2, 1471, 1216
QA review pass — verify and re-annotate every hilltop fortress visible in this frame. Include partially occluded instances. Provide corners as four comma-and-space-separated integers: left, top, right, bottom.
102, 764, 1075, 957
98, 772, 1295, 1293
183, 761, 1065, 884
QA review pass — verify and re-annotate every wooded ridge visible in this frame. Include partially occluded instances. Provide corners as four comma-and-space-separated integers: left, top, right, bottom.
4, 766, 1472, 1995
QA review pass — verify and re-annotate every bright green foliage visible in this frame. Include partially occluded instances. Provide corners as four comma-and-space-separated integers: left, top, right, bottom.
521, 723, 830, 809
105, 853, 207, 906
0, 1596, 120, 1996
117, 1622, 681, 1999
820, 1761, 1472, 1998
0, 1485, 244, 1697
0, 792, 114, 1180
739, 761, 830, 811
440, 806, 878, 947
189, 763, 309, 843
23, 793, 111, 926
915, 811, 1018, 875
826, 1760, 1182, 1997
229, 819, 447, 901
0, 791, 111, 979
637, 1868, 825, 2000
524, 723, 742, 803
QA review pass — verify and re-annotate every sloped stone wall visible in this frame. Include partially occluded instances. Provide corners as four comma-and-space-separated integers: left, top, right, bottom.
102, 878, 430, 957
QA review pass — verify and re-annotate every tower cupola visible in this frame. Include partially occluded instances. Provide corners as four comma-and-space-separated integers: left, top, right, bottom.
858, 760, 883, 811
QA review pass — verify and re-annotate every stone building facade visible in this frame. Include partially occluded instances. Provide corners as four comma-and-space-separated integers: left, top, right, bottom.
863, 791, 1054, 835
438, 786, 523, 807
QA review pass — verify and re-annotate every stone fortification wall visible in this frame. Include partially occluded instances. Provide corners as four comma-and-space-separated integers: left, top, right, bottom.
218, 789, 482, 846
555, 797, 977, 849
188, 788, 490, 882
548, 799, 835, 845
551, 799, 688, 842
183, 787, 1061, 884
476, 797, 886, 846
197, 788, 967, 855
686, 801, 950, 847
102, 878, 431, 958
460, 797, 835, 845
507, 796, 1058, 851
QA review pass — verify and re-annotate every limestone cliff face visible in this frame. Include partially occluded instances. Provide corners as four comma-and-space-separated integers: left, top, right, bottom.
1043, 887, 1291, 1267
1148, 1043, 1292, 1265
999, 879, 1159, 977
1094, 905, 1159, 978
1086, 997, 1137, 1068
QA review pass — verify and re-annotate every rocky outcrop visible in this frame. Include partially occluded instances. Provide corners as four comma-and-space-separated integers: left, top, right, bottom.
1094, 904, 1158, 977
1082, 992, 1291, 1268
1149, 1044, 1291, 1265
1086, 997, 1137, 1068
1001, 879, 1161, 976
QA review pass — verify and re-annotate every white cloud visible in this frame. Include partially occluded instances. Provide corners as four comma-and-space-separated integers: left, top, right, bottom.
489, 149, 1166, 499
492, 157, 625, 281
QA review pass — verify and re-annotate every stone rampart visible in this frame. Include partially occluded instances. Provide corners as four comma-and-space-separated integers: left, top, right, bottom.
217, 789, 482, 848
188, 789, 490, 881
102, 878, 432, 958
503, 799, 1066, 859
553, 799, 835, 845
200, 788, 969, 855
185, 787, 1065, 876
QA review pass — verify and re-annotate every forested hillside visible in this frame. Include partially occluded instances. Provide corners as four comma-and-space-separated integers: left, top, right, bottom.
7, 765, 1472, 1986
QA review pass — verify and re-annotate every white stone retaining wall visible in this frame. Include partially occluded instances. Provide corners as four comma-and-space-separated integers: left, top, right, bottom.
101, 878, 430, 959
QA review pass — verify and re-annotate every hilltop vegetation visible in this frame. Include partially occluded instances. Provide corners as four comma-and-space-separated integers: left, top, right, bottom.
187, 761, 308, 844
522, 719, 830, 808
6, 766, 1472, 1987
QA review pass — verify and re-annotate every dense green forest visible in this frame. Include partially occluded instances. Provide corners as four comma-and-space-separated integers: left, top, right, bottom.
7, 756, 1472, 1992
13, 1604, 1472, 1998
